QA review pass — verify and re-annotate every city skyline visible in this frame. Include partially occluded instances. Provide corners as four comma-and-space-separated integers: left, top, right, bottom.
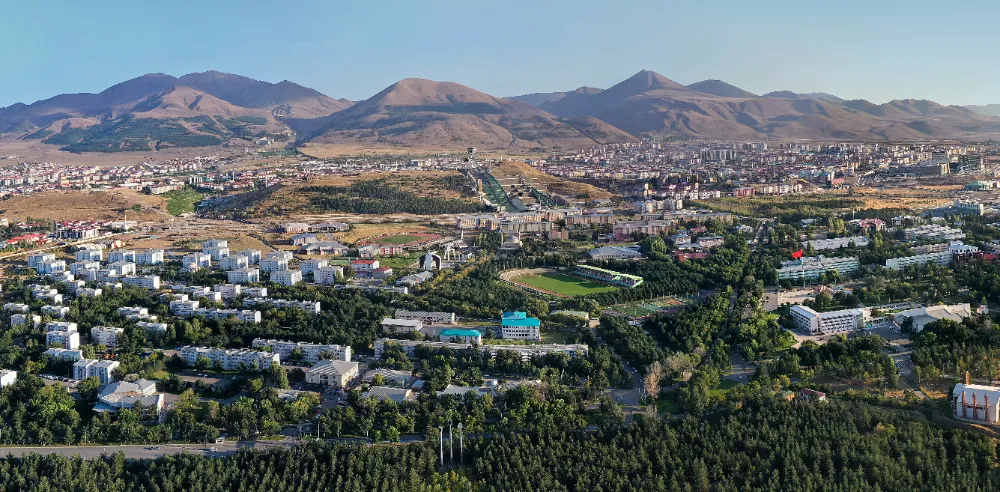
3, 0, 1000, 108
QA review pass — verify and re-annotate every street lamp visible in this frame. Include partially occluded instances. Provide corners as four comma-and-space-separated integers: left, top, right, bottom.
438, 426, 444, 467
449, 421, 454, 464
457, 423, 464, 464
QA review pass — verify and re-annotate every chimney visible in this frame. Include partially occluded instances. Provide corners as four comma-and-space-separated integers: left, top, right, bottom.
965, 372, 971, 385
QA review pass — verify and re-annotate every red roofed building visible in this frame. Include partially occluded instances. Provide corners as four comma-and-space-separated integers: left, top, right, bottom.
350, 259, 380, 273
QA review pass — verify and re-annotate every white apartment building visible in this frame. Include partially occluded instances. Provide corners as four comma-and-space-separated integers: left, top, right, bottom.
243, 298, 320, 314
108, 250, 136, 263
192, 290, 222, 302
260, 258, 288, 272
91, 326, 125, 347
228, 268, 260, 284
135, 249, 164, 265
777, 256, 860, 281
37, 260, 67, 275
220, 255, 250, 271
789, 305, 864, 335
213, 284, 242, 299
805, 236, 870, 251
75, 247, 103, 262
28, 253, 55, 269
122, 275, 161, 290
270, 270, 303, 286
78, 287, 103, 298
180, 346, 279, 371
108, 261, 136, 276
44, 348, 83, 361
137, 321, 168, 334
500, 325, 542, 341
3, 303, 29, 313
202, 239, 230, 261
46, 330, 80, 350
904, 225, 965, 242
73, 359, 120, 385
193, 308, 261, 324
394, 309, 457, 325
183, 253, 211, 271
76, 269, 98, 282
305, 360, 359, 389
374, 338, 589, 361
251, 338, 351, 363
266, 250, 294, 262
243, 287, 268, 297
118, 306, 148, 318
170, 299, 201, 316
314, 266, 344, 285
41, 305, 70, 318
11, 313, 40, 327
237, 249, 262, 265
300, 259, 328, 276
71, 260, 101, 274
885, 251, 952, 270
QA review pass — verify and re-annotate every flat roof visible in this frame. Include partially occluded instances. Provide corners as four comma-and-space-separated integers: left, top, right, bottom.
441, 328, 482, 337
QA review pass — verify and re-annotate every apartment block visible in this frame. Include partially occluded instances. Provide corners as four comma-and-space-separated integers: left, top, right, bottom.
73, 359, 120, 385
180, 346, 279, 371
228, 268, 260, 284
270, 269, 302, 286
251, 338, 351, 363
91, 326, 124, 347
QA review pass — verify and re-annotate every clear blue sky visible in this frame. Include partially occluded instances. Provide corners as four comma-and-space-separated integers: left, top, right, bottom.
2, 0, 999, 108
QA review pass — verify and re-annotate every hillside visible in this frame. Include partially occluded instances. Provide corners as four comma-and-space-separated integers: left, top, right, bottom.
508, 87, 602, 107
0, 71, 348, 151
539, 70, 1000, 141
966, 104, 1000, 118
686, 79, 757, 98
301, 78, 632, 151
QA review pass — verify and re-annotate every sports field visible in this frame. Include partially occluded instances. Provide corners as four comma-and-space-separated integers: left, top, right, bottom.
379, 234, 429, 245
514, 272, 617, 296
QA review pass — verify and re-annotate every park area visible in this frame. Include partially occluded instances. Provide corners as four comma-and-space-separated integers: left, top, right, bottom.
506, 269, 618, 297
378, 234, 431, 245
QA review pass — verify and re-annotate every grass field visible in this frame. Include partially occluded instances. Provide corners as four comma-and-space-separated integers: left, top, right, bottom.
611, 296, 691, 318
163, 188, 204, 216
378, 234, 428, 245
515, 272, 617, 296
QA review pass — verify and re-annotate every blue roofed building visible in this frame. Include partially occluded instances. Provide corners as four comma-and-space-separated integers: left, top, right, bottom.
500, 312, 541, 340
439, 328, 483, 344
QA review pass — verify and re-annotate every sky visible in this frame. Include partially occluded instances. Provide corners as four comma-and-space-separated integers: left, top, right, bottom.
2, 0, 1000, 108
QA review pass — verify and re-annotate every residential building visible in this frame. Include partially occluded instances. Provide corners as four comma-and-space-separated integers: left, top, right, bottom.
351, 259, 379, 273
75, 246, 103, 262
394, 309, 456, 325
41, 305, 70, 318
108, 250, 136, 263
44, 348, 84, 361
805, 236, 870, 251
300, 241, 349, 255
236, 249, 262, 265
183, 253, 211, 271
243, 298, 320, 314
169, 299, 201, 316
777, 256, 860, 281
73, 359, 120, 385
28, 253, 56, 269
137, 321, 168, 334
108, 261, 136, 276
290, 233, 318, 246
202, 239, 230, 261
299, 259, 328, 276
220, 255, 249, 271
135, 249, 164, 265
903, 225, 965, 242
271, 269, 303, 286
192, 308, 261, 324
314, 266, 344, 285
122, 275, 160, 290
281, 223, 310, 234
788, 305, 863, 335
213, 284, 242, 299
228, 268, 260, 284
260, 257, 288, 272
363, 386, 412, 403
251, 338, 351, 363
374, 338, 589, 361
11, 313, 40, 327
180, 346, 280, 371
71, 260, 101, 274
305, 360, 360, 388
91, 326, 124, 347
36, 260, 67, 275
3, 303, 28, 313
372, 267, 393, 280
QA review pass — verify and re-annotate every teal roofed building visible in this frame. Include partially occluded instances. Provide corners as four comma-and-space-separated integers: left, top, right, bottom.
500, 312, 541, 340
439, 328, 482, 344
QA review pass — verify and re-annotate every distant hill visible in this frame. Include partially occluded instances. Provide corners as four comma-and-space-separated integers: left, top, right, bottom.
686, 79, 757, 98
508, 87, 602, 108
297, 78, 632, 151
965, 104, 1000, 118
0, 71, 350, 152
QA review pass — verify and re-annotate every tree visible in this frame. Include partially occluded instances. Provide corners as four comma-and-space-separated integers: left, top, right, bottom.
643, 361, 665, 401
270, 365, 290, 389
371, 373, 386, 387
77, 377, 101, 400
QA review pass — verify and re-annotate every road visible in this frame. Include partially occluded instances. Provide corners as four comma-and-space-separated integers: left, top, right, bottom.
0, 440, 300, 459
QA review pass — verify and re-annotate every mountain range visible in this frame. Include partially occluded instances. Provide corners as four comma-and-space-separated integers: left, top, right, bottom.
3, 69, 1000, 153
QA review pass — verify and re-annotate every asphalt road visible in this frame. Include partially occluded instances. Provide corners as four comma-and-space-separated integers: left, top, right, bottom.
0, 440, 301, 459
